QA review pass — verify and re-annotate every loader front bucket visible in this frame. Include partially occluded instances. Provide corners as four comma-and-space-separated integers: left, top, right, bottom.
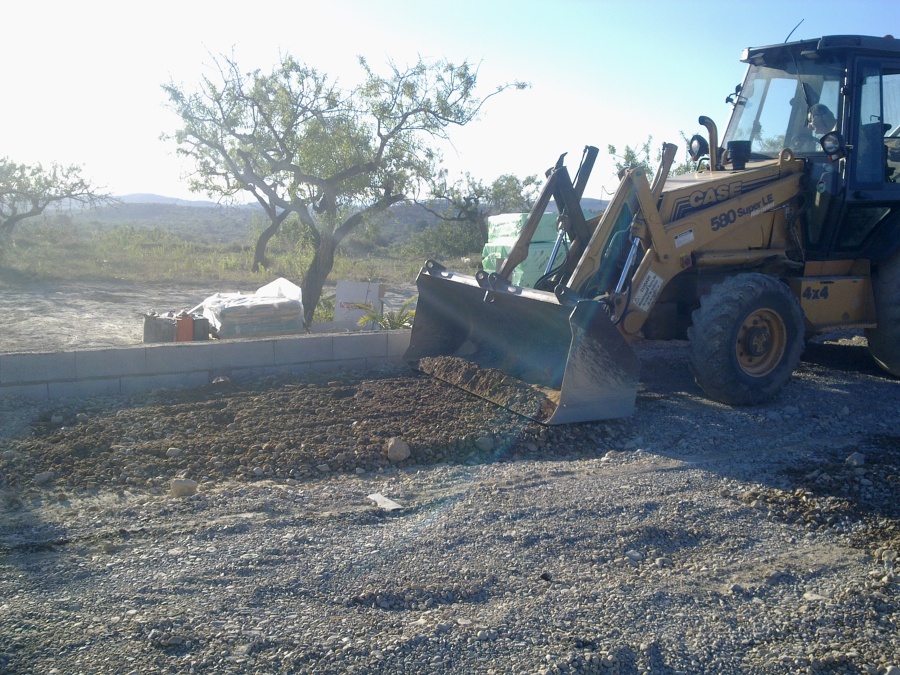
404, 261, 640, 424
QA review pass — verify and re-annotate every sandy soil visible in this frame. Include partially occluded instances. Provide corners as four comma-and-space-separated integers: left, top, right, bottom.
0, 281, 216, 353
0, 280, 415, 354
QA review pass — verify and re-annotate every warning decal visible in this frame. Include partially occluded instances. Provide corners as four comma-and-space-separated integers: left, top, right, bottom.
632, 270, 664, 312
674, 229, 695, 248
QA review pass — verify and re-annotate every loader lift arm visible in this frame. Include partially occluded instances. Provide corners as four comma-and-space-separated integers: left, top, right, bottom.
569, 148, 805, 336
406, 145, 805, 425
497, 146, 599, 290
407, 34, 900, 425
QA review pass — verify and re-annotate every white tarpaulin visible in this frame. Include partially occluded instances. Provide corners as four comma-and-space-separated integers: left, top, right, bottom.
191, 278, 305, 338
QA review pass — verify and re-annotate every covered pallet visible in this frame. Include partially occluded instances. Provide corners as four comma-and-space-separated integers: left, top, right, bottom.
194, 278, 306, 339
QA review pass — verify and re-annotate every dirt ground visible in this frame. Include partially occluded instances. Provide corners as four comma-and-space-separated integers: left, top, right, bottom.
0, 280, 414, 354
1, 280, 898, 673
0, 281, 215, 353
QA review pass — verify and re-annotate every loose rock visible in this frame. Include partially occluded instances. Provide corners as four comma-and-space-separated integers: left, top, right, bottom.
169, 478, 198, 497
385, 437, 411, 462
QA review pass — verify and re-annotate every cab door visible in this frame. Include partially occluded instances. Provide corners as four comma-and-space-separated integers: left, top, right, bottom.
831, 59, 900, 263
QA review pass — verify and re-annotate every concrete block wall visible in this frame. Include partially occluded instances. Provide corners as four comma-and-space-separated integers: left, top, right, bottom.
0, 330, 412, 401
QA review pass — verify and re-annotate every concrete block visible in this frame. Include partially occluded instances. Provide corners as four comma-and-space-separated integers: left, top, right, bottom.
272, 363, 311, 377
227, 364, 304, 381
49, 378, 122, 399
273, 334, 334, 365
145, 341, 216, 374
0, 351, 77, 384
0, 316, 409, 405
120, 372, 209, 395
76, 347, 148, 379
210, 339, 275, 371
218, 366, 276, 382
333, 332, 388, 361
0, 382, 49, 401
309, 321, 353, 334
386, 330, 411, 357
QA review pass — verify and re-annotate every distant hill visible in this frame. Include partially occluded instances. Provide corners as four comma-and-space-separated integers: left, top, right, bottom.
69, 200, 259, 244
113, 194, 609, 216
64, 196, 610, 249
116, 193, 221, 207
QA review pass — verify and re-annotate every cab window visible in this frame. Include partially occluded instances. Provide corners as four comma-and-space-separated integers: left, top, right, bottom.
722, 62, 843, 157
854, 62, 900, 186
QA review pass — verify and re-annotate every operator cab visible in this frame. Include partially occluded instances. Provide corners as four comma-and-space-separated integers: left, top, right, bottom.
719, 35, 900, 263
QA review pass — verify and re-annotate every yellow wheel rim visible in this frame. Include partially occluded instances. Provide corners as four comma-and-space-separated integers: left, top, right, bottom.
735, 308, 786, 377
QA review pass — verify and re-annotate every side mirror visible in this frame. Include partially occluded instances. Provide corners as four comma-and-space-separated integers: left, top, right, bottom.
820, 131, 846, 162
688, 134, 709, 162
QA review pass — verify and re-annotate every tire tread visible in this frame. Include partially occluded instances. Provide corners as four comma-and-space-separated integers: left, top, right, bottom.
688, 273, 804, 405
866, 252, 900, 376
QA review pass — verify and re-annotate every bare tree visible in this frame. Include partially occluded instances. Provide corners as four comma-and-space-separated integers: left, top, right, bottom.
163, 53, 526, 324
0, 158, 111, 252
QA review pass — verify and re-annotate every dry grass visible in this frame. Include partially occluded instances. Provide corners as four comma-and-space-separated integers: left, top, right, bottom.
0, 221, 428, 289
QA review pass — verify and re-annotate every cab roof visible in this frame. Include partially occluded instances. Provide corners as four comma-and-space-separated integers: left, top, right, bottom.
742, 35, 900, 66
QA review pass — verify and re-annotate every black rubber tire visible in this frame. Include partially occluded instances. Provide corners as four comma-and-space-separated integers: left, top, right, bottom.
865, 251, 900, 376
688, 273, 805, 405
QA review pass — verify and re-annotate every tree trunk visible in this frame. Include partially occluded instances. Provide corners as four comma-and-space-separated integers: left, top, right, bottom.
0, 212, 33, 241
476, 214, 489, 246
252, 219, 283, 272
300, 235, 337, 326
0, 214, 29, 261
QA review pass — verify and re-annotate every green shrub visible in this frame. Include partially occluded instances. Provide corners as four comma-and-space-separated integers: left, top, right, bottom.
402, 221, 483, 260
351, 296, 417, 330
313, 294, 335, 323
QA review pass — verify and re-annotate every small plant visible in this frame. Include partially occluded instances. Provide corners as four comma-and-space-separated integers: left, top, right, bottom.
352, 296, 417, 330
313, 294, 335, 323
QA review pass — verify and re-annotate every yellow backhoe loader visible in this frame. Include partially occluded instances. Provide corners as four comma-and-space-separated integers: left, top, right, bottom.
405, 35, 900, 423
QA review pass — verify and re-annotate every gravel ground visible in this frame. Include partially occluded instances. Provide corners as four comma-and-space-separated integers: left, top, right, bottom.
0, 335, 898, 674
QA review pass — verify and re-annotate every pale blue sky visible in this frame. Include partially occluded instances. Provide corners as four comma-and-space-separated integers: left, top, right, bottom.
2, 0, 898, 201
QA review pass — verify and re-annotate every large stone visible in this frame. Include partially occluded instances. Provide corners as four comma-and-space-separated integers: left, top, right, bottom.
170, 478, 198, 497
34, 471, 54, 485
475, 436, 494, 452
385, 437, 411, 462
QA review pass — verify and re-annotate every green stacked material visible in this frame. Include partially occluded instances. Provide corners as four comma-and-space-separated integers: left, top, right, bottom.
486, 212, 562, 243
481, 211, 596, 288
481, 240, 562, 288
